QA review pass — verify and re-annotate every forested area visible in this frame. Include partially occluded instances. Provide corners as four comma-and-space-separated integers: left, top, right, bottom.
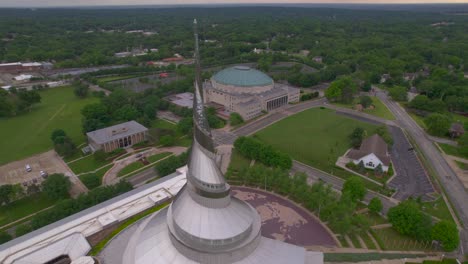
0, 7, 466, 117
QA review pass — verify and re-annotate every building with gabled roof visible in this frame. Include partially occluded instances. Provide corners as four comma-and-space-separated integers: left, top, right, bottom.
347, 134, 391, 172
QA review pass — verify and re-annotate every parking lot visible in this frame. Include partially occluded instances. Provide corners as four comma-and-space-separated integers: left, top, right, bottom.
0, 150, 73, 187
387, 126, 436, 201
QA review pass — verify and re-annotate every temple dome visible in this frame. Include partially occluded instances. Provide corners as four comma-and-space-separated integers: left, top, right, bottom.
212, 66, 273, 87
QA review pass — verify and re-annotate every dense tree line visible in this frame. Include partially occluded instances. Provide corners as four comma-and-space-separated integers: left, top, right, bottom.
0, 88, 41, 117
155, 152, 189, 177
226, 165, 369, 235
388, 199, 459, 251
51, 129, 77, 158
30, 181, 132, 230
234, 136, 292, 170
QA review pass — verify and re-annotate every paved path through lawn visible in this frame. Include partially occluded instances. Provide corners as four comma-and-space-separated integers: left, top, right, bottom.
102, 146, 187, 186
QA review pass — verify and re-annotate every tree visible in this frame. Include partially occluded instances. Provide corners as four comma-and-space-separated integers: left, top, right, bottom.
0, 185, 13, 205
15, 224, 33, 237
349, 127, 365, 148
325, 77, 357, 104
50, 129, 66, 143
0, 231, 12, 244
342, 176, 367, 202
424, 113, 451, 137
177, 117, 193, 135
368, 197, 383, 214
54, 136, 77, 158
432, 220, 459, 251
73, 82, 89, 98
159, 135, 175, 146
388, 86, 407, 102
359, 96, 373, 108
229, 112, 244, 126
388, 199, 432, 241
42, 174, 71, 200
80, 173, 101, 189
458, 134, 468, 157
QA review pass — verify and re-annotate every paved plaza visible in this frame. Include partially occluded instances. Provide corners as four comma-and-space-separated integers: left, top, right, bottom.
232, 186, 337, 247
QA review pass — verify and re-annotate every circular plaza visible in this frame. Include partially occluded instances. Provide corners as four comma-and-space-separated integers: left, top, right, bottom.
232, 186, 337, 247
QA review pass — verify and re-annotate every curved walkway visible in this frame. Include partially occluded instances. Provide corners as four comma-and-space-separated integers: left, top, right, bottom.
102, 146, 187, 186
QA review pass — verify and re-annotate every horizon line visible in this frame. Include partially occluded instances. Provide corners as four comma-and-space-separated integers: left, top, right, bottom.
1, 2, 468, 8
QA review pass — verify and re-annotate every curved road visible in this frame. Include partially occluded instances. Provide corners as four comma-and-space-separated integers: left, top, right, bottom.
375, 88, 468, 255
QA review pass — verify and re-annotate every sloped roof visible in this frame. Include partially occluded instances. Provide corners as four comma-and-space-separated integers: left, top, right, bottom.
86, 121, 147, 144
347, 134, 390, 166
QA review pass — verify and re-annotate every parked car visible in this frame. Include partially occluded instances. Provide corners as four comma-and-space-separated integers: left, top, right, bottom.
40, 170, 48, 178
25, 164, 32, 172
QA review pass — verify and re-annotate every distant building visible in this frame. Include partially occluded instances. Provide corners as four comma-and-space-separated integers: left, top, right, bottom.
347, 134, 391, 172
86, 121, 148, 152
380, 73, 391, 84
203, 66, 300, 121
0, 62, 45, 73
312, 56, 323, 63
166, 92, 194, 109
449, 122, 465, 138
13, 74, 33, 81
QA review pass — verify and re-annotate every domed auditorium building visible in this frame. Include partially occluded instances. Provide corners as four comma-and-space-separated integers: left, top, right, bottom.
203, 66, 300, 120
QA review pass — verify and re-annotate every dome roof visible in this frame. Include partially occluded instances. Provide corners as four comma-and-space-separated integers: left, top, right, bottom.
212, 66, 273, 87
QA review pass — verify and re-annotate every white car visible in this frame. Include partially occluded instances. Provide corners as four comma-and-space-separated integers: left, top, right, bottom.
40, 170, 48, 178
25, 164, 32, 172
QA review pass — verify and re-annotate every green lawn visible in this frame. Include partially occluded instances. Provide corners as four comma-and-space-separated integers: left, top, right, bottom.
333, 96, 395, 120
78, 163, 113, 183
147, 152, 171, 163
455, 161, 468, 170
372, 228, 434, 251
360, 232, 378, 249
151, 119, 177, 130
337, 235, 350, 248
0, 87, 99, 165
348, 234, 363, 248
363, 212, 389, 226
0, 193, 56, 228
438, 143, 468, 159
324, 253, 426, 262
118, 152, 172, 177
253, 108, 379, 178
68, 155, 112, 174
117, 161, 145, 177
421, 197, 455, 223
228, 149, 252, 172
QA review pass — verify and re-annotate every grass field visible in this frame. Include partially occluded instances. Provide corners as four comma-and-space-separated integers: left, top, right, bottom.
254, 108, 379, 175
0, 87, 98, 165
455, 161, 468, 170
118, 152, 171, 177
68, 155, 112, 175
438, 143, 468, 159
372, 228, 433, 251
78, 163, 113, 184
0, 193, 56, 228
117, 161, 145, 177
333, 96, 395, 120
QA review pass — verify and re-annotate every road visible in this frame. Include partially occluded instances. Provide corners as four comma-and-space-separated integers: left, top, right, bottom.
291, 161, 397, 214
375, 88, 468, 255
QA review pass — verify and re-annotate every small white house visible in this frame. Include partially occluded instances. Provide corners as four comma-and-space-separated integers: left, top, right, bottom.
347, 134, 391, 172
14, 74, 33, 81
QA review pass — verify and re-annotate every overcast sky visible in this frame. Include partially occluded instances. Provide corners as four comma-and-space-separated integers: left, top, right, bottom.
1, 0, 467, 7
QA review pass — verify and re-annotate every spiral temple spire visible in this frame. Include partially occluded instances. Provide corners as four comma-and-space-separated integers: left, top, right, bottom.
123, 19, 312, 264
